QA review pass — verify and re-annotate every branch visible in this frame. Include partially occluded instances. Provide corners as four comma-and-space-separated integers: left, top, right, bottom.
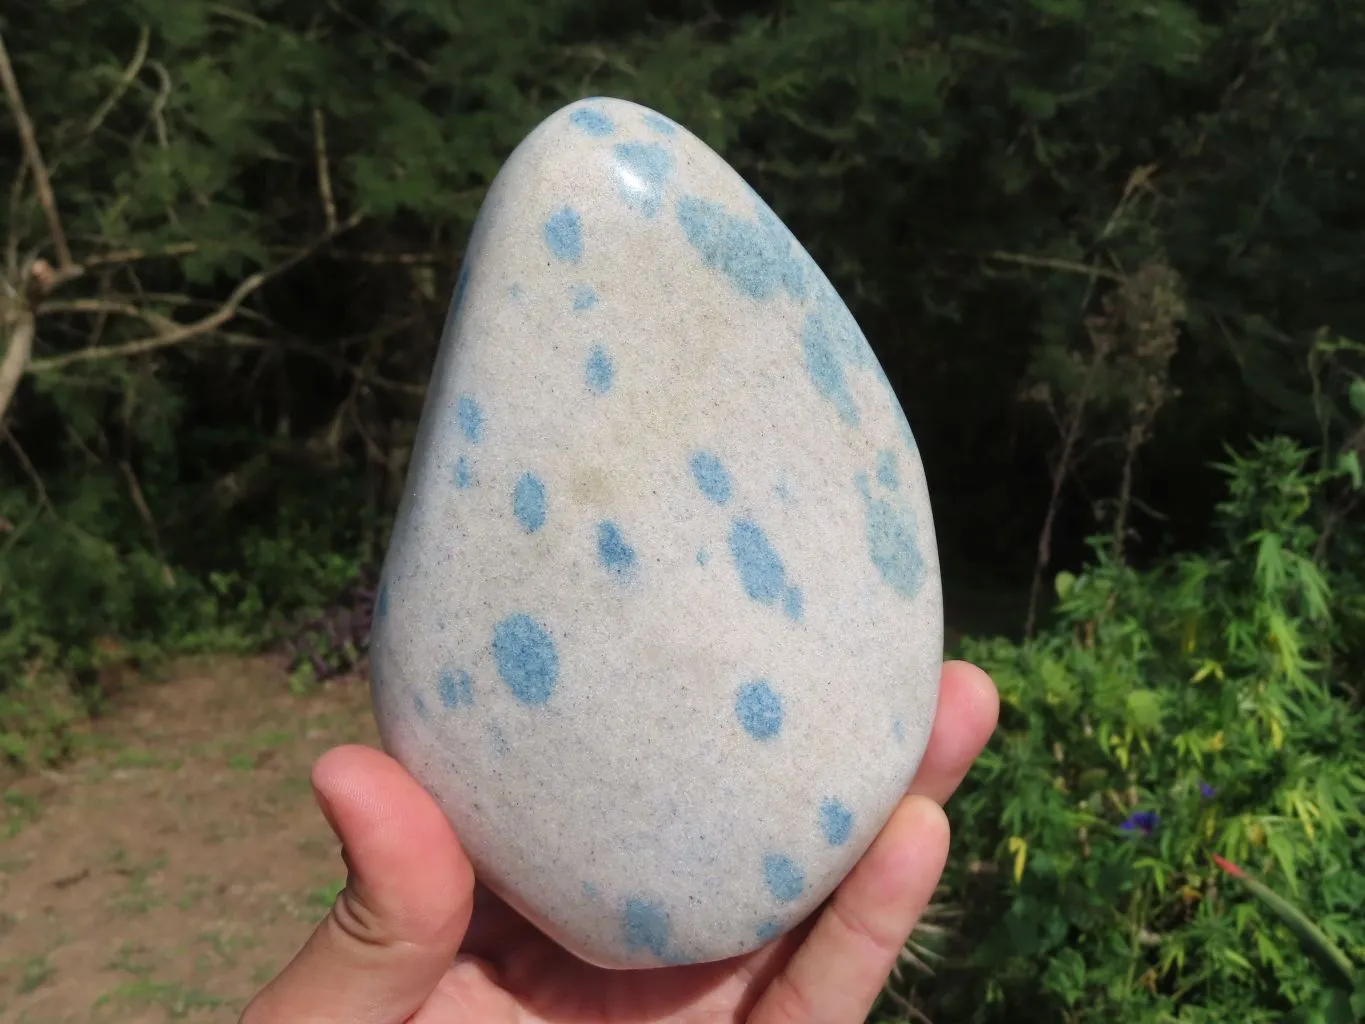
28, 211, 363, 372
0, 31, 72, 269
978, 250, 1124, 282
0, 307, 34, 420
80, 25, 151, 142
84, 241, 198, 267
312, 108, 338, 232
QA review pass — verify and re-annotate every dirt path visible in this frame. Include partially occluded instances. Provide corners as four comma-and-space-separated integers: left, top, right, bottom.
1, 657, 378, 1023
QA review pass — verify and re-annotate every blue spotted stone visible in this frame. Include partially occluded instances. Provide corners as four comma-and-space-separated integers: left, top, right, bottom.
613, 142, 673, 218
643, 111, 678, 136
491, 614, 558, 706
569, 105, 615, 137
572, 285, 599, 311
585, 344, 614, 395
596, 520, 637, 574
689, 450, 732, 505
735, 680, 784, 741
370, 96, 941, 972
543, 206, 583, 263
818, 798, 854, 846
622, 898, 671, 958
763, 853, 805, 903
437, 668, 475, 709
513, 472, 548, 534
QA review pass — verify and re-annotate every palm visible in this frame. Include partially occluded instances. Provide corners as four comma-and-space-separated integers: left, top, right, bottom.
433, 883, 796, 1022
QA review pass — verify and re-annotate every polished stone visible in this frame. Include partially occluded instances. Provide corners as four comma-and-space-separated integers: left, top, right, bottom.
369, 96, 942, 969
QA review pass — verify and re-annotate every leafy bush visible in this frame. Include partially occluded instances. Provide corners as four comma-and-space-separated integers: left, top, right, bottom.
907, 434, 1364, 1022
0, 469, 373, 765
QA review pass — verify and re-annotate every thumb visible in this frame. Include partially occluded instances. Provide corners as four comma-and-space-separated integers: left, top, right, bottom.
241, 744, 476, 1024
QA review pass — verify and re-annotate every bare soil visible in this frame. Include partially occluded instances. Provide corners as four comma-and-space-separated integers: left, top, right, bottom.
0, 656, 378, 1023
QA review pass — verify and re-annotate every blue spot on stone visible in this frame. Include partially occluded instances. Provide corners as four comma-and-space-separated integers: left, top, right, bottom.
729, 519, 791, 606
763, 853, 805, 903
572, 285, 598, 311
543, 206, 583, 263
583, 881, 600, 901
569, 105, 614, 136
696, 547, 710, 566
801, 312, 860, 428
865, 496, 927, 600
876, 450, 900, 491
735, 680, 783, 741
675, 195, 806, 302
643, 111, 678, 136
819, 798, 854, 846
613, 142, 673, 218
514, 472, 547, 533
457, 396, 484, 443
774, 479, 795, 504
795, 265, 888, 427
413, 693, 428, 719
454, 455, 474, 489
756, 919, 783, 942
509, 283, 524, 301
689, 450, 732, 504
597, 521, 636, 573
437, 668, 474, 710
783, 585, 804, 622
450, 262, 471, 321
376, 583, 389, 621
585, 344, 614, 395
622, 898, 671, 958
492, 614, 558, 706
893, 718, 905, 744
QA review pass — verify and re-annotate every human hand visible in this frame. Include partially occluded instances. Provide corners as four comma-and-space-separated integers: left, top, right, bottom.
241, 660, 999, 1024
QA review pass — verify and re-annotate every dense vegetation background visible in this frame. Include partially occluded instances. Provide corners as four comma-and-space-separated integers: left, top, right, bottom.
1, 1, 1362, 1021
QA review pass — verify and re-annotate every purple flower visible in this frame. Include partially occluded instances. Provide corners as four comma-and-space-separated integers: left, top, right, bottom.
1120, 810, 1160, 837
1198, 781, 1216, 799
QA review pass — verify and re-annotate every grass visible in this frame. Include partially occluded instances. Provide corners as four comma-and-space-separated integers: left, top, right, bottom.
3, 790, 43, 838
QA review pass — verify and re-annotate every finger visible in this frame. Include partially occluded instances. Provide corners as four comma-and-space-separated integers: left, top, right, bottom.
749, 795, 950, 1024
908, 660, 999, 806
241, 745, 477, 1024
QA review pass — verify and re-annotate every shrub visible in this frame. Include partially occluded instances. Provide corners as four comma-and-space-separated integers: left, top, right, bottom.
906, 436, 1364, 1022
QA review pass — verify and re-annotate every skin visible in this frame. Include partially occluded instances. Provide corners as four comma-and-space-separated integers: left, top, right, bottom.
241, 660, 999, 1024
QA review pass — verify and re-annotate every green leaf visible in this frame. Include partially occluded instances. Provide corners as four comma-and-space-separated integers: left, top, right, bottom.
1339, 450, 1363, 490
1349, 379, 1365, 418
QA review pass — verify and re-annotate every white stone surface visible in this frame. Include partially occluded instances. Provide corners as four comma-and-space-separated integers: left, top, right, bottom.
369, 96, 943, 969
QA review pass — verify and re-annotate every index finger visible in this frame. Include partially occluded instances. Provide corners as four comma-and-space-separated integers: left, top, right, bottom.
909, 660, 999, 806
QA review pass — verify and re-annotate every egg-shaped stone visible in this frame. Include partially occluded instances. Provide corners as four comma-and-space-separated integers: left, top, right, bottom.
369, 96, 942, 969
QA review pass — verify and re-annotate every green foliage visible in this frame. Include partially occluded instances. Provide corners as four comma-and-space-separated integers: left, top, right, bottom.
917, 433, 1365, 1022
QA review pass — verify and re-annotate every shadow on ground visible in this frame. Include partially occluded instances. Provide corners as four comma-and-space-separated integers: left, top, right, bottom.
0, 656, 377, 1023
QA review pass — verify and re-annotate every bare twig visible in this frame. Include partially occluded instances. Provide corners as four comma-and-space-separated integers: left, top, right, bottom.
119, 456, 176, 586
312, 108, 338, 232
978, 250, 1123, 282
2, 422, 52, 512
133, 59, 172, 149
28, 211, 363, 373
0, 306, 35, 423
80, 25, 151, 141
326, 1, 433, 77
1024, 341, 1109, 638
0, 31, 73, 269
84, 241, 198, 267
